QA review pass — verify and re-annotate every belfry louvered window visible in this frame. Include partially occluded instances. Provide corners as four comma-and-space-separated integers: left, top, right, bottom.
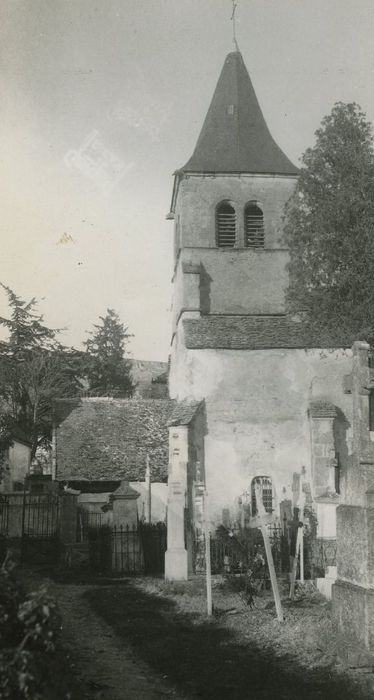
245, 203, 265, 248
216, 202, 236, 247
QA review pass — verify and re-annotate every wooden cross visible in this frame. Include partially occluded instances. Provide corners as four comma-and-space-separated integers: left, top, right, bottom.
254, 482, 284, 622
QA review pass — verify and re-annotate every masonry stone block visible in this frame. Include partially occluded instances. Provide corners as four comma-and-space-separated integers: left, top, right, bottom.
165, 548, 188, 581
110, 481, 140, 528
332, 580, 374, 666
335, 505, 373, 586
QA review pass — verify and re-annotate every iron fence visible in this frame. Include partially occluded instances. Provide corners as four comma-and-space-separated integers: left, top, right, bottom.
89, 524, 143, 574
22, 494, 61, 539
77, 510, 105, 541
306, 537, 337, 578
0, 495, 9, 536
196, 518, 335, 581
196, 525, 285, 576
21, 493, 61, 564
139, 522, 167, 574
88, 522, 167, 575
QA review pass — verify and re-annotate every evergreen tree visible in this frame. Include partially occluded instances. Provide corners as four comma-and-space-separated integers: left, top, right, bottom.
0, 285, 56, 357
0, 284, 82, 459
284, 102, 374, 341
84, 309, 134, 396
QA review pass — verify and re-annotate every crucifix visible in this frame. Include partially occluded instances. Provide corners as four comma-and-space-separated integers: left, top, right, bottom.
231, 0, 239, 51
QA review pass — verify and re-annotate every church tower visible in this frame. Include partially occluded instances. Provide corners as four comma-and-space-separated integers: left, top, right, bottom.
167, 50, 352, 526
168, 50, 298, 338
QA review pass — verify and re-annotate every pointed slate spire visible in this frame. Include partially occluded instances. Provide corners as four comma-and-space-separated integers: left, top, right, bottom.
181, 51, 298, 175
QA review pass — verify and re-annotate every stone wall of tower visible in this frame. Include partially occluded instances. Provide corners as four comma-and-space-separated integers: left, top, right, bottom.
171, 174, 297, 329
171, 248, 288, 331
174, 173, 296, 251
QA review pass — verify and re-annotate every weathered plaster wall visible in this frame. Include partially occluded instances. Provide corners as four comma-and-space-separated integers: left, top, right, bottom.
169, 333, 352, 521
77, 483, 168, 524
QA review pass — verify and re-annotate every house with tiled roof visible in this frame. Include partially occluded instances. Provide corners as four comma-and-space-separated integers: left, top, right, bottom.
53, 397, 174, 485
164, 50, 354, 578
52, 396, 203, 524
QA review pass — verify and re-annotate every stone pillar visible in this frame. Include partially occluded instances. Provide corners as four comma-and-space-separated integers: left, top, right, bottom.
165, 425, 189, 581
332, 342, 374, 666
51, 423, 57, 480
59, 490, 79, 544
145, 455, 151, 524
109, 481, 141, 573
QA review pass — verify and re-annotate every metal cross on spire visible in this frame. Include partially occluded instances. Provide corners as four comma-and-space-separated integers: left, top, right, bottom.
231, 0, 239, 51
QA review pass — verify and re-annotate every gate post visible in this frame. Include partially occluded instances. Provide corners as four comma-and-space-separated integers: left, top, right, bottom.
165, 472, 188, 580
59, 489, 79, 544
109, 481, 141, 572
110, 481, 140, 528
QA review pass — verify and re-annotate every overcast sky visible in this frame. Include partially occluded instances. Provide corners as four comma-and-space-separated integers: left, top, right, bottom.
1, 0, 374, 360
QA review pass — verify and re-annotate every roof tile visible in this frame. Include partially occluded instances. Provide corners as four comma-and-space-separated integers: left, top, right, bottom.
182, 52, 298, 175
54, 398, 174, 483
54, 397, 201, 483
183, 316, 351, 350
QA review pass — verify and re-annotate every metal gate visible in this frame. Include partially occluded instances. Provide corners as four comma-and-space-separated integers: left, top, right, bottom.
0, 495, 9, 565
140, 522, 167, 574
88, 522, 167, 575
21, 493, 61, 563
0, 494, 9, 536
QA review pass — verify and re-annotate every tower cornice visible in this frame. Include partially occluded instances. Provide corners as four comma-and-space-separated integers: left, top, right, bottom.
168, 169, 298, 217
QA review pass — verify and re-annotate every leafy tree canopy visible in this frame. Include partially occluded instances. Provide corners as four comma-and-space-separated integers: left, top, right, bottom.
284, 102, 374, 342
84, 309, 134, 397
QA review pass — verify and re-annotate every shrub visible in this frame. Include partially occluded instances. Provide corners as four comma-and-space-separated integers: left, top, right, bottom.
0, 556, 61, 699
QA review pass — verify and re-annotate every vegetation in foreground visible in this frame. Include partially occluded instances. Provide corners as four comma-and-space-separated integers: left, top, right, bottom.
0, 557, 81, 700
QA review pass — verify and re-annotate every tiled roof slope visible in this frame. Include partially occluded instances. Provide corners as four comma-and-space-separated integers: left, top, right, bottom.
181, 52, 298, 175
55, 398, 172, 483
183, 316, 351, 350
309, 400, 338, 418
54, 397, 200, 483
168, 400, 203, 427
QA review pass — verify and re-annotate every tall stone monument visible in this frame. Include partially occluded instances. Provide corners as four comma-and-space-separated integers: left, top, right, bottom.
332, 341, 374, 666
165, 425, 189, 581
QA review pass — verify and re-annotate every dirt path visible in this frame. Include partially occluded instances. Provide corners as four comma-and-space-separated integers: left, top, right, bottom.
54, 582, 188, 700
20, 571, 373, 700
